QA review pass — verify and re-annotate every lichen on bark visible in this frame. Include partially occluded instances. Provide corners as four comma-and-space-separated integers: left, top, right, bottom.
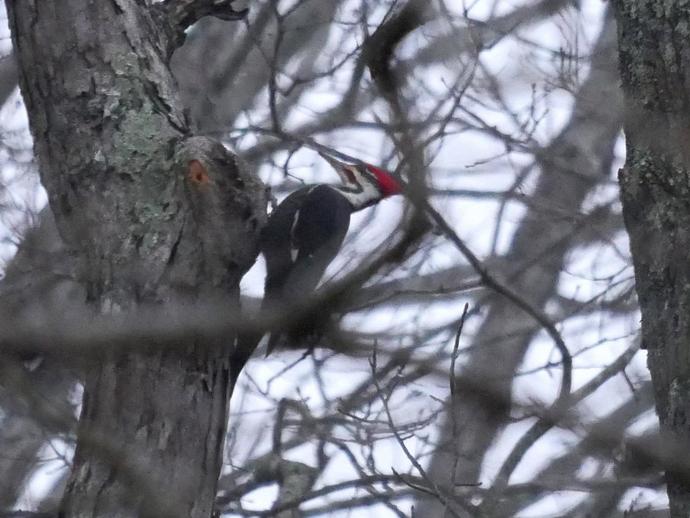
7, 1, 266, 516
614, 1, 690, 515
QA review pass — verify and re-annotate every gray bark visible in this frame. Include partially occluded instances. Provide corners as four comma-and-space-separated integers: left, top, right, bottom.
613, 1, 690, 516
7, 2, 265, 517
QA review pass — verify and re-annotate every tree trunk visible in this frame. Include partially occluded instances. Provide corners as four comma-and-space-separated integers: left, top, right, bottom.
613, 1, 690, 516
7, 2, 265, 517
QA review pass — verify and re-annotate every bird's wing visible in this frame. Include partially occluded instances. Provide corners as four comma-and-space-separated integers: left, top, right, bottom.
261, 188, 311, 303
286, 185, 351, 296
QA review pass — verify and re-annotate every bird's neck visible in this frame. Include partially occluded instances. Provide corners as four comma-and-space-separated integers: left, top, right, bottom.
330, 182, 383, 211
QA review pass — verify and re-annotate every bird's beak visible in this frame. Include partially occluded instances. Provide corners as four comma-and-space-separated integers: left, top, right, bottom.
318, 151, 352, 183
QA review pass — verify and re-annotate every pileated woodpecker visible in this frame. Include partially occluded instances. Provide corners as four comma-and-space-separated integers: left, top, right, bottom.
233, 152, 401, 375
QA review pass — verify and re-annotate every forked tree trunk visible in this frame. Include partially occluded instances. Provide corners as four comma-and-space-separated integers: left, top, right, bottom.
7, 2, 265, 517
614, 2, 690, 516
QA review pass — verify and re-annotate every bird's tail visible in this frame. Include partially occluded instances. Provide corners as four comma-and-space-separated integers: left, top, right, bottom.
261, 278, 286, 357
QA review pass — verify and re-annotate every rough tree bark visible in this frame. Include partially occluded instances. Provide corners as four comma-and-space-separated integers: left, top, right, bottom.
7, 2, 265, 517
613, 1, 690, 516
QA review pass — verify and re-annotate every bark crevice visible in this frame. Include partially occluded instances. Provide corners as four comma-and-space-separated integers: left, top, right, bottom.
7, 2, 266, 517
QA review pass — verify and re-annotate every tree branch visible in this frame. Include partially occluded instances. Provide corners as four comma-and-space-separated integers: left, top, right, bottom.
163, 0, 248, 38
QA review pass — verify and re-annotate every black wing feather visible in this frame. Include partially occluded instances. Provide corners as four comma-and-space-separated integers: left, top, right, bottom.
261, 185, 352, 353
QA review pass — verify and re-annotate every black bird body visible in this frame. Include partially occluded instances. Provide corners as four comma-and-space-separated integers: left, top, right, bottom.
262, 184, 352, 311
260, 184, 353, 353
231, 152, 401, 377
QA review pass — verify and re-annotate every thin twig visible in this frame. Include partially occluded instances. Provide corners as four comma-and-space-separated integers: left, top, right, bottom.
450, 303, 470, 489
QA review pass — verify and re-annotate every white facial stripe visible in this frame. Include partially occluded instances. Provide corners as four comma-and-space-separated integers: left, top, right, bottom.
330, 181, 382, 210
